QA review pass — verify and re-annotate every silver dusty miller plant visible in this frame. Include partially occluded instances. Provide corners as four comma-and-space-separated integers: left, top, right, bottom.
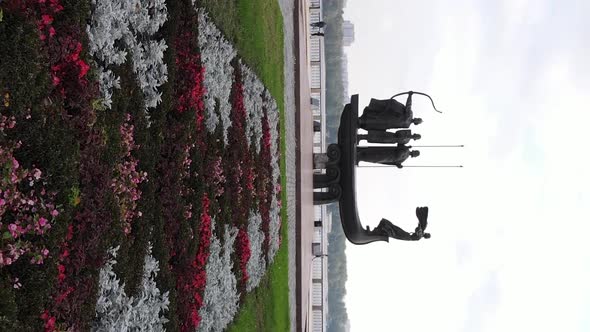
197, 8, 237, 142
87, 0, 168, 111
197, 224, 240, 332
241, 62, 266, 153
246, 211, 266, 291
93, 245, 170, 332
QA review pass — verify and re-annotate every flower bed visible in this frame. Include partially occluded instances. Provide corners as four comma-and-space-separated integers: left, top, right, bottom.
0, 1, 282, 330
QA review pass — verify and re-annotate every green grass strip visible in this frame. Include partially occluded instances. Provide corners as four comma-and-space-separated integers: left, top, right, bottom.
199, 0, 290, 330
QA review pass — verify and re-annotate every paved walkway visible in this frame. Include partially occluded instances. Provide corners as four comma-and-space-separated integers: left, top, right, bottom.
279, 0, 314, 331
293, 1, 315, 331
277, 1, 298, 332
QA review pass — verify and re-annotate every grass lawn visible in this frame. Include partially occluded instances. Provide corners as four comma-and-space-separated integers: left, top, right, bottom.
199, 0, 290, 330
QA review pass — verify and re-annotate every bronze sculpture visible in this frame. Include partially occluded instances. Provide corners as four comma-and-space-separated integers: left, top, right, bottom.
357, 129, 421, 145
356, 145, 420, 168
358, 93, 422, 130
312, 93, 441, 246
358, 91, 441, 131
367, 207, 430, 241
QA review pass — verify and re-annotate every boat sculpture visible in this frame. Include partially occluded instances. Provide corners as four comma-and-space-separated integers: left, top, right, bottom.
313, 95, 389, 244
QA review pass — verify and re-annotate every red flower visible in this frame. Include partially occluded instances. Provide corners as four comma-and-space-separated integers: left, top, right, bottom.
237, 228, 251, 284
60, 248, 69, 259
76, 60, 90, 79
40, 310, 57, 332
55, 287, 74, 304
49, 0, 64, 12
41, 14, 53, 25
66, 224, 73, 240
190, 310, 201, 328
57, 264, 66, 281
46, 317, 56, 331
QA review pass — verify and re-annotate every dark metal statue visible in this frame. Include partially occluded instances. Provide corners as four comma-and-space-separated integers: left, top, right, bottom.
367, 207, 431, 241
358, 91, 441, 131
357, 129, 421, 145
356, 145, 420, 168
358, 93, 422, 130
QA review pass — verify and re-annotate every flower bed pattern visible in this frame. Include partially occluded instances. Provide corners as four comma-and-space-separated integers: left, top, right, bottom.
0, 1, 283, 330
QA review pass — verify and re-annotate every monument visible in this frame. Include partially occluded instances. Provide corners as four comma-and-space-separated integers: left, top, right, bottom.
312, 91, 441, 244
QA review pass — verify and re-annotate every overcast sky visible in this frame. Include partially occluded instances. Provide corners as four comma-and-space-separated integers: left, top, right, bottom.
343, 1, 590, 331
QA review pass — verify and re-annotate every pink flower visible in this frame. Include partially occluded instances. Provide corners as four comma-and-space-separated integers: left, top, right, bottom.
31, 255, 43, 264
52, 75, 61, 86
42, 248, 49, 256
38, 217, 48, 227
49, 27, 56, 37
51, 209, 59, 217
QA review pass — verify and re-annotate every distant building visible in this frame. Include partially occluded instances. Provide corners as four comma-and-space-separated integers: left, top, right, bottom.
342, 20, 355, 46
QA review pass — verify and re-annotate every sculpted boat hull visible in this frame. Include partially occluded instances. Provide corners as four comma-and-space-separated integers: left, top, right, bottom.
336, 95, 389, 245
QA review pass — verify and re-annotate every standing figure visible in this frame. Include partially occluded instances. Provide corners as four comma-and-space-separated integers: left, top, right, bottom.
313, 120, 321, 132
356, 145, 419, 168
310, 21, 327, 28
357, 129, 421, 145
358, 94, 422, 130
367, 207, 431, 241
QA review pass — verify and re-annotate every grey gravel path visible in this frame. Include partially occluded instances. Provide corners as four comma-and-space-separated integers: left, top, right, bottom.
277, 0, 297, 331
